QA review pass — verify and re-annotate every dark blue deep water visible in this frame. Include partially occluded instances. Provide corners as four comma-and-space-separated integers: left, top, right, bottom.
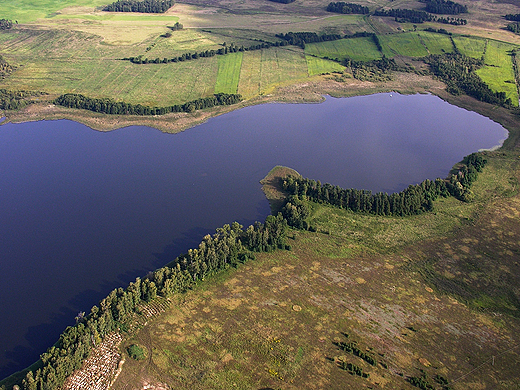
0, 93, 508, 378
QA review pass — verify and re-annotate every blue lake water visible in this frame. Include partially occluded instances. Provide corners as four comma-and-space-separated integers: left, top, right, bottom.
0, 93, 508, 378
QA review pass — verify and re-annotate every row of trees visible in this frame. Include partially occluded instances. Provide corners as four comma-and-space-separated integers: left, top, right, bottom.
54, 93, 242, 115
280, 153, 487, 224
0, 19, 13, 30
325, 2, 370, 15
373, 8, 433, 23
9, 215, 288, 390
125, 41, 288, 64
373, 8, 466, 24
103, 0, 174, 13
425, 53, 513, 107
424, 0, 467, 15
268, 0, 296, 3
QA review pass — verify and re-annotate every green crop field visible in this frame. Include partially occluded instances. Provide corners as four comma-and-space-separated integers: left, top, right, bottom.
452, 36, 487, 58
476, 40, 519, 106
417, 31, 454, 55
304, 37, 381, 62
379, 32, 429, 58
0, 0, 107, 23
306, 56, 345, 76
215, 52, 243, 94
237, 47, 308, 97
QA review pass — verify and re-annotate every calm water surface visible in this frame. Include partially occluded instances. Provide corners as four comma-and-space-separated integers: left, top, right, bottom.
0, 93, 508, 378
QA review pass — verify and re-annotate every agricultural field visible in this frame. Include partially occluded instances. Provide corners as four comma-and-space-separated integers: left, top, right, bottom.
237, 47, 308, 98
306, 56, 345, 76
417, 31, 454, 55
476, 40, 519, 105
452, 36, 487, 59
379, 32, 429, 58
305, 36, 382, 62
215, 52, 243, 94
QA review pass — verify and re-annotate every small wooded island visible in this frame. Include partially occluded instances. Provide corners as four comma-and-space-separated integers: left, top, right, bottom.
1, 0, 520, 388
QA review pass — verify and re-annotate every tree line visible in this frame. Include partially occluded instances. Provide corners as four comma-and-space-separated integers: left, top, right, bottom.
325, 2, 369, 15
103, 0, 174, 13
506, 22, 520, 34
372, 8, 466, 24
280, 153, 487, 227
268, 0, 296, 3
125, 41, 289, 65
0, 19, 13, 30
424, 53, 513, 107
54, 93, 242, 115
5, 215, 288, 390
424, 0, 467, 15
276, 31, 381, 51
505, 13, 520, 21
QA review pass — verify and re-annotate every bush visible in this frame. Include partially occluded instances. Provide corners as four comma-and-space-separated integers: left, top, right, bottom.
127, 344, 146, 360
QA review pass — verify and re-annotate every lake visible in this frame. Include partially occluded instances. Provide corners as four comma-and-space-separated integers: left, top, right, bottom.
0, 93, 508, 379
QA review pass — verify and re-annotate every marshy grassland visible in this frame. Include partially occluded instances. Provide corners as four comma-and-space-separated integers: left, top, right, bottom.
2, 0, 520, 388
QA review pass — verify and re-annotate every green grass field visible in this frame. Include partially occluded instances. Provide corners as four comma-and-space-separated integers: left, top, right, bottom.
417, 31, 454, 55
0, 0, 107, 23
452, 36, 487, 58
237, 47, 308, 97
215, 52, 243, 94
304, 37, 382, 62
379, 32, 429, 58
476, 40, 519, 106
306, 56, 345, 76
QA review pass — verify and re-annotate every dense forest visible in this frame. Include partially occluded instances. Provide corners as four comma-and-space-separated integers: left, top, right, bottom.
103, 0, 174, 13
424, 0, 467, 15
0, 19, 13, 30
425, 53, 513, 107
325, 2, 370, 15
54, 93, 242, 115
5, 216, 288, 390
280, 153, 487, 229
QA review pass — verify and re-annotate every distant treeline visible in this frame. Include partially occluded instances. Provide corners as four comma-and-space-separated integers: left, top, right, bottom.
6, 215, 288, 390
505, 13, 520, 21
373, 8, 433, 23
424, 0, 467, 15
425, 53, 513, 107
268, 0, 296, 4
276, 31, 380, 50
280, 153, 487, 229
325, 2, 370, 15
373, 8, 466, 25
54, 93, 242, 115
0, 19, 13, 30
104, 0, 174, 13
0, 89, 45, 110
125, 41, 289, 64
423, 26, 452, 35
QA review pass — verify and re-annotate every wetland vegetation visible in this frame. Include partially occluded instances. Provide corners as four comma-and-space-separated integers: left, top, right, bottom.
1, 0, 520, 388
